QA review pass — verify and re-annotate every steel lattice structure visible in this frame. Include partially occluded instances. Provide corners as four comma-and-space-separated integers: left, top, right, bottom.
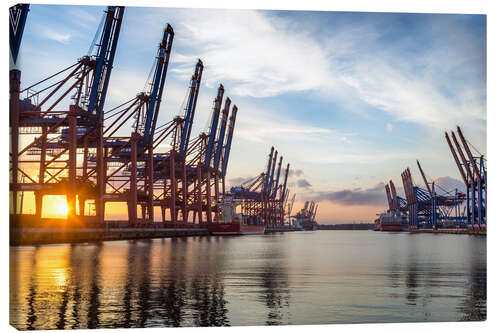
9, 5, 245, 229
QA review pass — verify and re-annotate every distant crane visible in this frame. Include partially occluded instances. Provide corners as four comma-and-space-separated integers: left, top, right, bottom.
445, 126, 486, 228
287, 193, 295, 225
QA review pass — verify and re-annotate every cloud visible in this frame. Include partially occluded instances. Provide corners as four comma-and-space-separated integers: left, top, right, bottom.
167, 10, 332, 98
328, 16, 485, 132
227, 176, 257, 187
309, 182, 387, 206
290, 169, 303, 178
119, 8, 486, 169
66, 7, 102, 30
340, 136, 350, 143
294, 169, 304, 177
39, 26, 71, 44
297, 179, 312, 189
433, 176, 467, 195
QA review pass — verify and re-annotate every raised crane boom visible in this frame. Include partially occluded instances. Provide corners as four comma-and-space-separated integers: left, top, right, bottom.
267, 150, 278, 196
416, 160, 433, 197
141, 24, 174, 146
272, 156, 283, 199
451, 131, 475, 185
457, 126, 482, 182
389, 180, 400, 211
263, 146, 274, 194
179, 59, 203, 156
445, 132, 468, 186
213, 97, 231, 171
288, 193, 296, 216
87, 6, 124, 118
385, 184, 394, 211
9, 4, 30, 67
313, 205, 318, 221
221, 105, 238, 177
280, 163, 290, 202
309, 201, 315, 216
204, 85, 224, 167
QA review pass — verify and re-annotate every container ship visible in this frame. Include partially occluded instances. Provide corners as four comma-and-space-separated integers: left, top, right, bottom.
292, 201, 318, 231
374, 212, 406, 232
208, 194, 266, 235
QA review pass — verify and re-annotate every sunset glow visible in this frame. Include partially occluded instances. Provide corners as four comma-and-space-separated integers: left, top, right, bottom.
42, 196, 69, 219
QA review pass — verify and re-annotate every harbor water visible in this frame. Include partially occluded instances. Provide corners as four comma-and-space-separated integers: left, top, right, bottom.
10, 230, 486, 329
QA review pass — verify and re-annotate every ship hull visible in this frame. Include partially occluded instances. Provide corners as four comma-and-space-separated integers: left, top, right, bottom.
301, 221, 317, 231
379, 224, 403, 232
208, 223, 266, 235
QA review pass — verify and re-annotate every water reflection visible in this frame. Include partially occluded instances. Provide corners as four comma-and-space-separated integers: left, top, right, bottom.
258, 242, 291, 325
382, 234, 486, 322
260, 264, 290, 325
10, 232, 487, 329
457, 241, 487, 321
190, 278, 229, 326
87, 244, 103, 328
25, 247, 39, 330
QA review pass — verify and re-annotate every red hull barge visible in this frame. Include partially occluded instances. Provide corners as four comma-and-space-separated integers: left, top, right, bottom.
208, 223, 266, 235
379, 224, 403, 232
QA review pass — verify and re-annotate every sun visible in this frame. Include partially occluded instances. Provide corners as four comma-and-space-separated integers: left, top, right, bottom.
55, 200, 69, 216
42, 195, 69, 218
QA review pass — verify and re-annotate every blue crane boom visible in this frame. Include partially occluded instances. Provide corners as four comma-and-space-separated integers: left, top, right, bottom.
204, 85, 224, 167
280, 163, 290, 201
263, 146, 274, 194
221, 105, 238, 178
272, 156, 283, 199
213, 97, 231, 171
87, 6, 124, 118
178, 59, 203, 156
267, 150, 278, 196
9, 4, 30, 67
142, 24, 174, 146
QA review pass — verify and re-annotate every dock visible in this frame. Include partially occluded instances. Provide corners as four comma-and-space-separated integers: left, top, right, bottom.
410, 228, 486, 236
10, 227, 210, 246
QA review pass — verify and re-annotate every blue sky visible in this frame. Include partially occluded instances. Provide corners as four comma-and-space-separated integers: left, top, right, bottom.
16, 5, 486, 222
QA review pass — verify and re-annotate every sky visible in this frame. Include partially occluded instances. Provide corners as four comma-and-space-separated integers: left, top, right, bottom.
15, 5, 486, 222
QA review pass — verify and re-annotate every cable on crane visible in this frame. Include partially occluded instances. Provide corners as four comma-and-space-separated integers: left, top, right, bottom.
87, 11, 106, 56
143, 54, 157, 93
104, 96, 136, 116
177, 85, 190, 117
467, 139, 486, 160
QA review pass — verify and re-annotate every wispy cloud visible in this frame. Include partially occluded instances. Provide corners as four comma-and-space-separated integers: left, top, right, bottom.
308, 182, 387, 206
151, 9, 486, 134
133, 9, 332, 97
38, 25, 72, 44
297, 179, 312, 189
431, 176, 466, 195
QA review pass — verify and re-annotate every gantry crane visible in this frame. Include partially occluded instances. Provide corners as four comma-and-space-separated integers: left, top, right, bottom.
445, 126, 486, 229
230, 146, 290, 228
10, 5, 244, 230
11, 6, 125, 224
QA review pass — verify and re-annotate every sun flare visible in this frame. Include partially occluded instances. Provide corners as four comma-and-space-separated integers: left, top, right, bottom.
42, 195, 69, 218
55, 201, 68, 216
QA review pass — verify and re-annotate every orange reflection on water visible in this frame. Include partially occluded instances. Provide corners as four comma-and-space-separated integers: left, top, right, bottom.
10, 238, 232, 329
